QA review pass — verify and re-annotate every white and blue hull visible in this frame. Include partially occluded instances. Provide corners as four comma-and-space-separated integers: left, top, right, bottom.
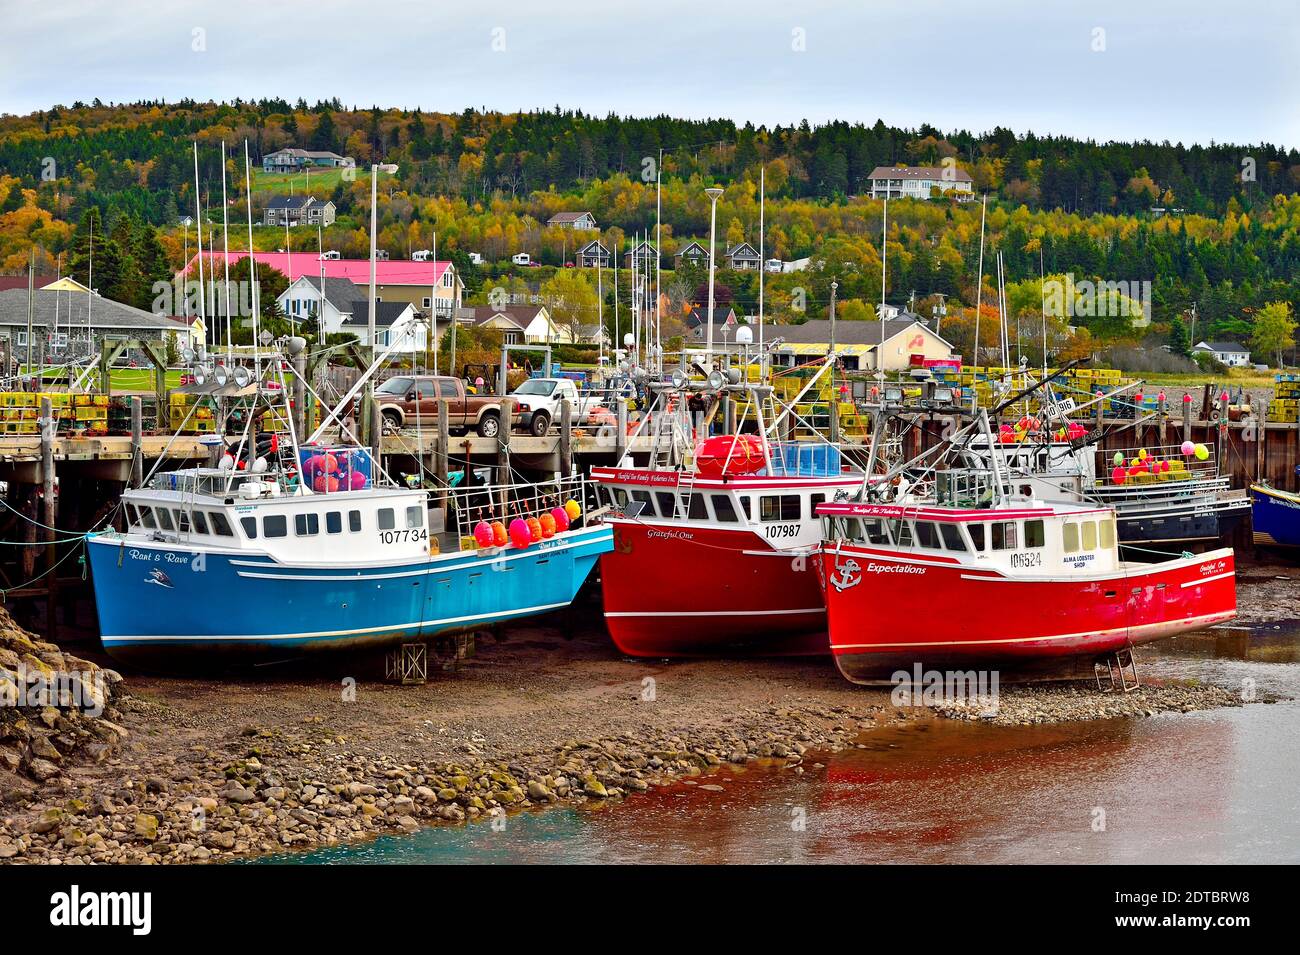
86, 525, 612, 660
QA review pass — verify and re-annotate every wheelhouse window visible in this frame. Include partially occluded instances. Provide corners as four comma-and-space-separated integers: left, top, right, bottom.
155, 509, 175, 532
940, 523, 967, 551
1024, 519, 1045, 548
915, 521, 941, 549
1099, 518, 1115, 549
191, 511, 209, 535
759, 495, 800, 521
326, 511, 343, 534
406, 505, 424, 529
378, 508, 396, 531
737, 495, 752, 520
210, 512, 234, 537
687, 494, 707, 520
264, 515, 288, 538
1063, 523, 1080, 554
138, 507, 157, 530
861, 518, 890, 545
240, 517, 257, 539
295, 512, 320, 536
888, 519, 914, 547
992, 521, 1018, 550
711, 494, 738, 523
629, 489, 653, 515
348, 510, 362, 532
1082, 521, 1098, 550
968, 523, 985, 551
175, 510, 191, 533
654, 492, 676, 517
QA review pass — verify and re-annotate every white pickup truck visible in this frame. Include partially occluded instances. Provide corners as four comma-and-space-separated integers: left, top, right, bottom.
510, 378, 607, 436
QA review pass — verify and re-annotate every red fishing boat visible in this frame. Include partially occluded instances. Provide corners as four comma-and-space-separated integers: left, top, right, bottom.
592, 442, 863, 657
815, 467, 1236, 683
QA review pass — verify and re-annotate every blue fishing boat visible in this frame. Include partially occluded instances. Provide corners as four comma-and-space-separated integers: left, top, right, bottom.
86, 456, 611, 661
1250, 483, 1300, 551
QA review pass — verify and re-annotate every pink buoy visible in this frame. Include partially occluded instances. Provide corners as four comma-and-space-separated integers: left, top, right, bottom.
349, 470, 368, 490
509, 518, 531, 549
1180, 440, 1196, 456
473, 521, 494, 548
551, 506, 570, 532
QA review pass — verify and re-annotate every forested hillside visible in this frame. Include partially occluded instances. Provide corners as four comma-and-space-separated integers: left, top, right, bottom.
1, 99, 1298, 361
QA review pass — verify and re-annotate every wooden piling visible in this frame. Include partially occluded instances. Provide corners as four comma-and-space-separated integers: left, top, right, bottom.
130, 396, 144, 488
39, 396, 57, 637
435, 399, 449, 514
616, 398, 628, 461
497, 398, 514, 515
559, 398, 573, 478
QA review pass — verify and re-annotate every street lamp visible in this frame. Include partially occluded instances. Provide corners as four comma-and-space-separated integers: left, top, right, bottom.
705, 186, 724, 362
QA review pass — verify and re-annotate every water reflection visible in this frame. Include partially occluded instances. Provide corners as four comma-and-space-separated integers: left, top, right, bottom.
266, 622, 1300, 865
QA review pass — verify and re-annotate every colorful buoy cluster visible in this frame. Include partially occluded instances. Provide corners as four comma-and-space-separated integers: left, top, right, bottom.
1109, 443, 1207, 485
998, 417, 1088, 444
303, 449, 370, 493
472, 499, 582, 550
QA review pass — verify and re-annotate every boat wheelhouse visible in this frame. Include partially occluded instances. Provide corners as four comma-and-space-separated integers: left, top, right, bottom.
592, 448, 862, 657
87, 460, 612, 660
815, 467, 1236, 682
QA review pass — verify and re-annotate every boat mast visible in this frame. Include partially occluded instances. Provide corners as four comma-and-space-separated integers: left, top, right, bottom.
367, 163, 377, 442
193, 142, 206, 355
973, 193, 986, 373
758, 165, 765, 383
220, 140, 232, 367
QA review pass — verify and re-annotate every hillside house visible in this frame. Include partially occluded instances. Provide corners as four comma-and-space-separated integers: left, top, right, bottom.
263, 195, 336, 228
725, 242, 761, 271
868, 165, 974, 201
546, 211, 598, 230
1193, 341, 1252, 368
262, 148, 355, 173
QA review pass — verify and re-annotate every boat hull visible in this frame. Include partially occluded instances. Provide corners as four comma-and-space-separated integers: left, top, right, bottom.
817, 544, 1236, 683
86, 525, 613, 662
1251, 484, 1300, 550
599, 519, 827, 657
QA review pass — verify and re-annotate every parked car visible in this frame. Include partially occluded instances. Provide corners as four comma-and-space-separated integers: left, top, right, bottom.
509, 377, 607, 437
375, 375, 506, 437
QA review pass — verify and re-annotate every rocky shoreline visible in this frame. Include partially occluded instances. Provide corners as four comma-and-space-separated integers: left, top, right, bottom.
1, 575, 1289, 864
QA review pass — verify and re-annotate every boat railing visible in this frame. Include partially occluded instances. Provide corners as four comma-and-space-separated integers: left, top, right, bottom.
447, 474, 598, 550
934, 468, 1015, 508
1094, 442, 1219, 486
144, 468, 293, 498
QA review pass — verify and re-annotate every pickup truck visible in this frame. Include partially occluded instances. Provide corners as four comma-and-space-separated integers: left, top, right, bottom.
509, 377, 608, 436
376, 375, 506, 437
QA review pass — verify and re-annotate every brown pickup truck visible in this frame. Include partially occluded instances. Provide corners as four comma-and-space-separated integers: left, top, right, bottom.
376, 375, 506, 437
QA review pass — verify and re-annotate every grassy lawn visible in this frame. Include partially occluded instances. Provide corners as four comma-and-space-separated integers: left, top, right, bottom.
1143, 368, 1282, 389
251, 166, 392, 198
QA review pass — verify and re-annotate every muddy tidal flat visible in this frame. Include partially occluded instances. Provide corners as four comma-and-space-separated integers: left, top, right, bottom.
2, 562, 1297, 865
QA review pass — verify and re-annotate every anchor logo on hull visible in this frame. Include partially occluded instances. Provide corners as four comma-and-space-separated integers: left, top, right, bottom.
830, 559, 861, 592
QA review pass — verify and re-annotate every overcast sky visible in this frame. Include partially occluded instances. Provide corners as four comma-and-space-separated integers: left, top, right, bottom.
3, 0, 1297, 148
